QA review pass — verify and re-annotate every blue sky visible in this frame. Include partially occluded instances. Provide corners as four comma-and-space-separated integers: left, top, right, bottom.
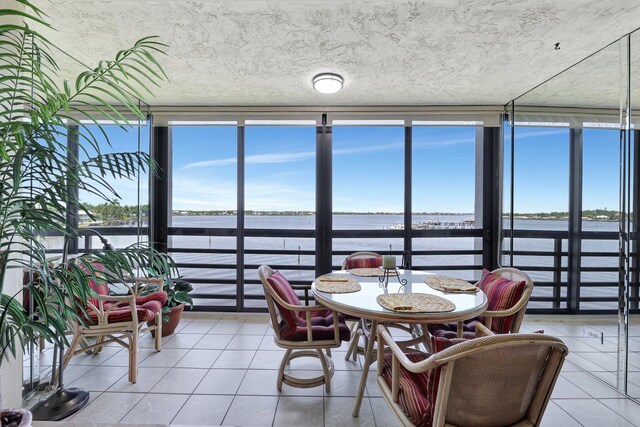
84, 124, 621, 214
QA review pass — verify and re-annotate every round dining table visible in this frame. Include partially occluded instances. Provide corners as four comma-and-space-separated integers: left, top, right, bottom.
311, 269, 488, 417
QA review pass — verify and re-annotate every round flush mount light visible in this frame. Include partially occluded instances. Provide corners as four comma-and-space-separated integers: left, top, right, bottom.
312, 73, 344, 94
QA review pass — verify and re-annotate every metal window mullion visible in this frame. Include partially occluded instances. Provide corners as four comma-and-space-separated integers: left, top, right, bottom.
404, 126, 412, 267
66, 125, 80, 254
568, 128, 583, 313
316, 114, 332, 275
150, 126, 170, 253
631, 129, 639, 310
481, 127, 501, 270
237, 126, 245, 311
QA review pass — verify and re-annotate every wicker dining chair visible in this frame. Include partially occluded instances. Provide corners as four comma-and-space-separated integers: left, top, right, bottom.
258, 265, 350, 392
341, 252, 382, 361
342, 251, 383, 270
377, 324, 568, 427
427, 267, 534, 342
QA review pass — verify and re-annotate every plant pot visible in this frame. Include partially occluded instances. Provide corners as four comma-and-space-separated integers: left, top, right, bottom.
149, 303, 185, 337
1, 408, 32, 427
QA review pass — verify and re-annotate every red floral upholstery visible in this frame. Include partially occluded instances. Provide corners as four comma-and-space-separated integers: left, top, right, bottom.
345, 255, 382, 269
266, 271, 302, 329
279, 308, 351, 342
381, 351, 437, 427
429, 269, 526, 338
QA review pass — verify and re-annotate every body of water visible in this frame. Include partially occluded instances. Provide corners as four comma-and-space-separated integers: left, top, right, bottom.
52, 214, 623, 310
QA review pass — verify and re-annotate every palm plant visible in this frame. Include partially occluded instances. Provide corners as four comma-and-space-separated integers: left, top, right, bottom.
0, 0, 172, 385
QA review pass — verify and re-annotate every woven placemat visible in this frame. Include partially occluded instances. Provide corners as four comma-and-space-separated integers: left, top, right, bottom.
316, 275, 361, 293
424, 276, 478, 293
348, 267, 398, 277
376, 293, 455, 313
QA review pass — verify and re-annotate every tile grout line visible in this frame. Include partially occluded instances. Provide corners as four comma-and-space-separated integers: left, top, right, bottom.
595, 398, 640, 426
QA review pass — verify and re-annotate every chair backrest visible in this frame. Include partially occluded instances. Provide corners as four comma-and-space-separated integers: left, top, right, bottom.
342, 251, 383, 270
72, 258, 110, 308
488, 267, 534, 333
258, 265, 301, 340
431, 334, 567, 427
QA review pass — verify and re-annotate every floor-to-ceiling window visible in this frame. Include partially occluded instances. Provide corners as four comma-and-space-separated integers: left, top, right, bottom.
412, 125, 480, 280
331, 125, 404, 267
504, 125, 571, 310
243, 125, 316, 308
170, 124, 238, 309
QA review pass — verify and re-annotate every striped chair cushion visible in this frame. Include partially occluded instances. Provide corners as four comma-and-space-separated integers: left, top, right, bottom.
345, 255, 382, 269
381, 351, 438, 427
279, 308, 351, 342
85, 299, 163, 324
477, 269, 526, 334
75, 261, 109, 303
432, 335, 470, 351
135, 291, 169, 306
266, 271, 301, 329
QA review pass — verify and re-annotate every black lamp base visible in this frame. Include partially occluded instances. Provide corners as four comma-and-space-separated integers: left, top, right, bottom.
31, 387, 90, 421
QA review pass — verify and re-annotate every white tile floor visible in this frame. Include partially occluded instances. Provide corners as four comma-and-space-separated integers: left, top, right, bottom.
30, 314, 640, 426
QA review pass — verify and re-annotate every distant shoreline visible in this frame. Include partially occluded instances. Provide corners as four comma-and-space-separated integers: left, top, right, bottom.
170, 210, 621, 221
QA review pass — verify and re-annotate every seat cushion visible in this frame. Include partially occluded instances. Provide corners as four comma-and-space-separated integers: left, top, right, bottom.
266, 271, 302, 329
477, 269, 526, 333
381, 351, 437, 427
345, 255, 382, 269
85, 300, 161, 324
135, 290, 168, 306
279, 308, 351, 342
428, 319, 484, 339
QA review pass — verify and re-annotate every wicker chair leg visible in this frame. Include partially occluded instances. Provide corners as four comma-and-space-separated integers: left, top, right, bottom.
326, 348, 331, 357
154, 313, 162, 352
128, 331, 138, 384
94, 335, 105, 353
345, 331, 360, 361
317, 348, 332, 393
63, 330, 82, 370
277, 349, 293, 392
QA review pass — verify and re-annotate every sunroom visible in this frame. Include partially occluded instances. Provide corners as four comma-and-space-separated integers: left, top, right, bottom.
2, 1, 640, 426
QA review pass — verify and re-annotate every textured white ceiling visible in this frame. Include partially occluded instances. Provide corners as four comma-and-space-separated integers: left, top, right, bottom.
31, 0, 640, 107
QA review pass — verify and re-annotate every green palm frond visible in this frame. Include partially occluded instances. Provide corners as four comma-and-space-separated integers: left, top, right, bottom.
0, 0, 169, 364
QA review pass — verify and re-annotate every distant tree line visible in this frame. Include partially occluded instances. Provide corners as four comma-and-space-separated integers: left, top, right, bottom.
82, 201, 148, 224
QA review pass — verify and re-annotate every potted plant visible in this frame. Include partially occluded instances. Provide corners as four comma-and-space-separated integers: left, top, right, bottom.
0, 1, 169, 424
148, 276, 193, 337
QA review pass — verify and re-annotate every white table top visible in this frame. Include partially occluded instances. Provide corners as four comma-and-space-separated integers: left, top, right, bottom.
312, 269, 487, 323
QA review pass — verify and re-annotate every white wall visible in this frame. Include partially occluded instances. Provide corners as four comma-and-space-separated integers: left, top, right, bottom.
0, 269, 24, 408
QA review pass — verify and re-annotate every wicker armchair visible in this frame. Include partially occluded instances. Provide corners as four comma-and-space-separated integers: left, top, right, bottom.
428, 267, 534, 341
258, 265, 350, 392
377, 324, 568, 427
342, 251, 398, 362
63, 260, 167, 383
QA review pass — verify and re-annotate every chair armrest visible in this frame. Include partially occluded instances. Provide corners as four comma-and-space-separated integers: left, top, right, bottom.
87, 294, 138, 325
132, 277, 164, 295
377, 325, 439, 374
475, 322, 494, 337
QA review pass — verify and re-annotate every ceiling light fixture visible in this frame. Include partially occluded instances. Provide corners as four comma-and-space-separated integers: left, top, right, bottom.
313, 73, 344, 94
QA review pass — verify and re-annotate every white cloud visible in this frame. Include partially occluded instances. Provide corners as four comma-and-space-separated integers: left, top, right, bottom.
184, 151, 315, 169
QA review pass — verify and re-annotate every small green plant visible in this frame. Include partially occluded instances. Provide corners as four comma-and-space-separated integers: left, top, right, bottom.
162, 276, 193, 317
